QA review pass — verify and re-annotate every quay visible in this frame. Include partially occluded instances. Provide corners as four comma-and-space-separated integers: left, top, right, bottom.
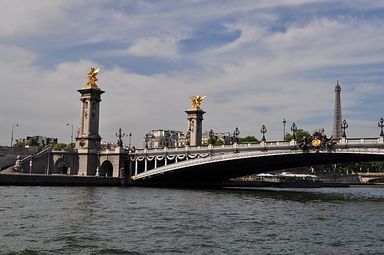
0, 173, 125, 186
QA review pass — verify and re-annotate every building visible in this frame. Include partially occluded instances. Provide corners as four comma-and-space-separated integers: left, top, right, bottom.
143, 129, 186, 149
202, 130, 233, 145
15, 136, 58, 147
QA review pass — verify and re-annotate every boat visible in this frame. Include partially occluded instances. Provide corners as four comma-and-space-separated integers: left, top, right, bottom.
256, 172, 322, 188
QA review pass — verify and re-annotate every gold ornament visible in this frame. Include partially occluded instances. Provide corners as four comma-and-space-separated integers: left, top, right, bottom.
190, 96, 206, 110
311, 138, 321, 147
84, 67, 100, 89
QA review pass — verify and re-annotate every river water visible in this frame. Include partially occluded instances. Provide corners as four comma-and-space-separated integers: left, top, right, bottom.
1, 186, 383, 255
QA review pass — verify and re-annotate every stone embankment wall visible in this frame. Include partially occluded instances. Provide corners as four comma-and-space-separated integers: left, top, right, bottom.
0, 174, 125, 186
0, 146, 38, 170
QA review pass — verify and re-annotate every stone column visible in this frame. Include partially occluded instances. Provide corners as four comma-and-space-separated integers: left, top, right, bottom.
75, 87, 105, 176
185, 109, 205, 147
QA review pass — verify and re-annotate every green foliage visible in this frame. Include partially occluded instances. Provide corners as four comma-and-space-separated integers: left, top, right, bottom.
284, 129, 311, 141
53, 143, 73, 151
240, 136, 260, 144
13, 142, 25, 149
207, 137, 224, 146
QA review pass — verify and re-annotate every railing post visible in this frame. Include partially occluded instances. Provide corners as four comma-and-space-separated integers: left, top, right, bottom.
233, 142, 238, 153
135, 160, 138, 175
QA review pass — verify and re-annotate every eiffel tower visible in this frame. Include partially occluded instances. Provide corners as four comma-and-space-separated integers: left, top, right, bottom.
332, 80, 342, 140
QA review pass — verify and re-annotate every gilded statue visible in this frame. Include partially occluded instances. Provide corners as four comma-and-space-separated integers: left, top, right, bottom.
84, 67, 100, 89
190, 95, 206, 110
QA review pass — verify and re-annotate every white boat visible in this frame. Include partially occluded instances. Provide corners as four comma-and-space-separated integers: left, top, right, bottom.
256, 172, 322, 188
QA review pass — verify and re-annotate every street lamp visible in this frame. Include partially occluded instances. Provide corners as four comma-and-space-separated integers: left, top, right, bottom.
233, 127, 240, 144
209, 129, 215, 145
283, 118, 286, 141
260, 125, 267, 142
144, 134, 149, 149
128, 133, 132, 149
10, 122, 20, 147
291, 123, 297, 140
341, 119, 349, 138
66, 123, 74, 147
116, 128, 125, 147
378, 117, 384, 137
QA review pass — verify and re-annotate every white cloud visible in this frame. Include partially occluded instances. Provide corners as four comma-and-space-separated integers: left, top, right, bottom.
108, 36, 181, 59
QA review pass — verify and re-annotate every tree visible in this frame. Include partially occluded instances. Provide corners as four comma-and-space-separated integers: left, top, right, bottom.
240, 136, 260, 144
206, 136, 224, 146
284, 129, 311, 142
53, 143, 73, 151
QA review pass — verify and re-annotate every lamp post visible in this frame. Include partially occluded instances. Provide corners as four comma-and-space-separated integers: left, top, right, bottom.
66, 123, 73, 147
291, 123, 297, 140
209, 129, 215, 145
116, 128, 125, 147
10, 122, 20, 147
341, 119, 348, 138
283, 118, 286, 141
233, 127, 240, 144
128, 133, 132, 149
260, 125, 267, 142
378, 117, 384, 137
144, 134, 149, 149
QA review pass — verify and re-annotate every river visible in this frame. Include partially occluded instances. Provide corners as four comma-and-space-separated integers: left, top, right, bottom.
1, 186, 383, 255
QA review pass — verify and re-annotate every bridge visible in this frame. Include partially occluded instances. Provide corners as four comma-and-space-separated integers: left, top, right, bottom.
5, 72, 384, 187
129, 137, 384, 186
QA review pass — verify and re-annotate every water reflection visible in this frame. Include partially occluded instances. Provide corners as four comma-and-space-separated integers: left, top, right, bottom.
221, 187, 384, 203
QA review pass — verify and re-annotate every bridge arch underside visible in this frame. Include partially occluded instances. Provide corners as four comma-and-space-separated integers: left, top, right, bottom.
135, 153, 384, 186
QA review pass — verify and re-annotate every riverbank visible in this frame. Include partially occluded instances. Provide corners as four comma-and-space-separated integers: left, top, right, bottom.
222, 180, 384, 188
0, 173, 125, 186
1, 173, 382, 188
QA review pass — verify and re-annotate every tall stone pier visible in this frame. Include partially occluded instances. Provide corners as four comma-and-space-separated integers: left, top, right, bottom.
186, 96, 206, 147
76, 68, 105, 176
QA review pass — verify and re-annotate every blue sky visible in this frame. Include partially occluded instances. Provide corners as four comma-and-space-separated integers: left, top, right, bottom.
1, 0, 384, 146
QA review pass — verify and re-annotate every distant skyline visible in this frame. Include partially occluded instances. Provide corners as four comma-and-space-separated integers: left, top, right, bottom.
1, 0, 384, 147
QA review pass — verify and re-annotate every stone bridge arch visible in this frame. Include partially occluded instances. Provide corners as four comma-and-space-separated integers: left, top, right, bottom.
133, 150, 384, 185
99, 160, 113, 177
53, 157, 69, 174
52, 153, 78, 175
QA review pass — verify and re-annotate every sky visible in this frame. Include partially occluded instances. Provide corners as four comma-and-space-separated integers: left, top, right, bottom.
1, 0, 384, 147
